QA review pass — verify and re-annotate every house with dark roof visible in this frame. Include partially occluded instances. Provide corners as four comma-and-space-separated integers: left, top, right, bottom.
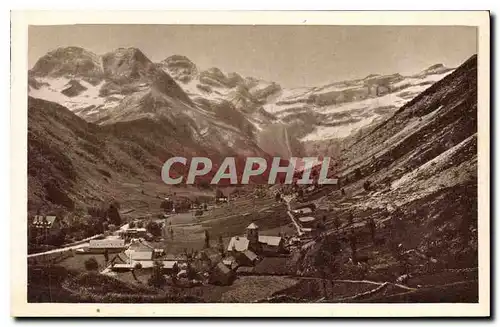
209, 262, 235, 286
121, 228, 148, 240
234, 250, 260, 267
161, 260, 180, 274
291, 202, 317, 212
198, 248, 223, 265
298, 216, 316, 229
236, 266, 255, 275
222, 256, 239, 270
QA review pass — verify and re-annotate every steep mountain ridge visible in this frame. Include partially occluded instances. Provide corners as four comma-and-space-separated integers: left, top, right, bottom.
296, 55, 478, 283
159, 55, 283, 132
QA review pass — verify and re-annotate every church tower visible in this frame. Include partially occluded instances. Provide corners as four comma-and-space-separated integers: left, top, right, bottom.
246, 222, 260, 251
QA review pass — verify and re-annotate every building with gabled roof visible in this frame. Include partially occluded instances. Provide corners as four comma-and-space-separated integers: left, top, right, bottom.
227, 236, 250, 252
84, 239, 127, 254
222, 256, 237, 267
129, 251, 154, 261
89, 239, 126, 250
127, 238, 154, 252
234, 250, 259, 267
227, 223, 284, 255
298, 216, 316, 228
209, 262, 235, 286
31, 215, 59, 229
124, 238, 164, 266
29, 215, 62, 242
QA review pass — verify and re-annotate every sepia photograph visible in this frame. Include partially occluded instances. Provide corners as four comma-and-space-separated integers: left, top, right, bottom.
10, 10, 490, 317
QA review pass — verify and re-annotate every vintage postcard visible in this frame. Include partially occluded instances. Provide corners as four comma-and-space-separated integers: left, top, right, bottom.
11, 10, 490, 317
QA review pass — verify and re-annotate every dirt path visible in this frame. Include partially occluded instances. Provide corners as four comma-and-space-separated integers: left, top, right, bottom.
29, 222, 129, 258
283, 196, 304, 236
239, 272, 416, 291
27, 235, 101, 258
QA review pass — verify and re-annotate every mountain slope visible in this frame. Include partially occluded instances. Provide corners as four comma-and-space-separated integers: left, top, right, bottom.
295, 55, 478, 286
28, 96, 156, 212
27, 95, 227, 214
27, 94, 279, 215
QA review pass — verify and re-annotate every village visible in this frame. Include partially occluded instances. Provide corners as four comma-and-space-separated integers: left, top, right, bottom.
26, 180, 371, 299
27, 173, 476, 303
28, 183, 324, 285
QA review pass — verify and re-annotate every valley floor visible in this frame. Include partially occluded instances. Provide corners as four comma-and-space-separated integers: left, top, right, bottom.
27, 176, 478, 303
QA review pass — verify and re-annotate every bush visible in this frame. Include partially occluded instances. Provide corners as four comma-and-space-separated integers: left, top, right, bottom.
215, 189, 224, 198
161, 199, 173, 211
146, 221, 162, 237
107, 203, 121, 226
129, 221, 136, 228
148, 261, 166, 288
87, 206, 105, 219
84, 257, 99, 271
196, 179, 211, 190
355, 168, 362, 180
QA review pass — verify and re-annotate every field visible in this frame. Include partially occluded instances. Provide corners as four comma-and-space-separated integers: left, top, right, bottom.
56, 253, 109, 272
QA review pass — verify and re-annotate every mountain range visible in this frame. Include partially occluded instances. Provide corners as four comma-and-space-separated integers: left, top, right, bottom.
27, 46, 467, 215
29, 46, 454, 150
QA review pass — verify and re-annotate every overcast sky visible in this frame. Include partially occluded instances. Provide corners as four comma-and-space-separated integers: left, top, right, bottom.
28, 25, 477, 88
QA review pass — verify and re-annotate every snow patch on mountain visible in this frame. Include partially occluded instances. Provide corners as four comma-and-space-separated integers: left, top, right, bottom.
28, 77, 107, 111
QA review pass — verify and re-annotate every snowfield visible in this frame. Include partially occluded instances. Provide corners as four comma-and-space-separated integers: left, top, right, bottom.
29, 77, 107, 112
262, 69, 454, 142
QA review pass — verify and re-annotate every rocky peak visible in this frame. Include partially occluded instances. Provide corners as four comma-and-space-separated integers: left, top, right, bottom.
30, 46, 103, 83
101, 47, 154, 83
416, 63, 453, 77
427, 63, 445, 70
160, 55, 198, 83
